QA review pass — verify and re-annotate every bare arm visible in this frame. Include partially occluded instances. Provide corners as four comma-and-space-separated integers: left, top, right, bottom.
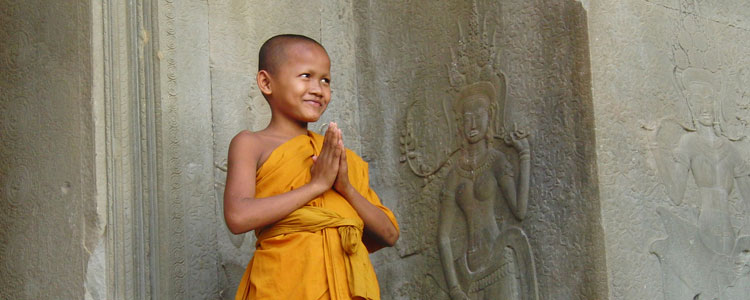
333, 127, 399, 246
338, 186, 399, 246
664, 158, 689, 205
499, 131, 531, 220
223, 127, 342, 234
437, 172, 470, 299
651, 136, 690, 205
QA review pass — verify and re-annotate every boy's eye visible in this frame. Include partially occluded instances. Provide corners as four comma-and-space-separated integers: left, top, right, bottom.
321, 78, 331, 84
300, 73, 311, 78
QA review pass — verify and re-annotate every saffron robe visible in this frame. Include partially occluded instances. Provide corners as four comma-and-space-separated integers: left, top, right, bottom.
235, 131, 399, 300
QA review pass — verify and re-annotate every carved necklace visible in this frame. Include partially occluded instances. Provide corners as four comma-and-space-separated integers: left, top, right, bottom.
456, 149, 497, 179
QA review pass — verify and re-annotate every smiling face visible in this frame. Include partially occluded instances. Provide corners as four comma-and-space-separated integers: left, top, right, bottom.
460, 95, 491, 144
262, 41, 331, 124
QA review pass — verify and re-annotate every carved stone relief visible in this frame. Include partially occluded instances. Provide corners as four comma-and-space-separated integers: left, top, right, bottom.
400, 4, 539, 299
648, 8, 750, 299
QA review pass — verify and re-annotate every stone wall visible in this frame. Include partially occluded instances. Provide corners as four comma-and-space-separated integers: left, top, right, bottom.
0, 1, 97, 299
355, 0, 607, 298
3, 0, 750, 299
589, 1, 750, 299
156, 1, 218, 298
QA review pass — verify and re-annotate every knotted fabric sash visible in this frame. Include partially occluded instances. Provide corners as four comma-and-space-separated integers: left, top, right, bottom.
255, 205, 377, 299
256, 206, 363, 255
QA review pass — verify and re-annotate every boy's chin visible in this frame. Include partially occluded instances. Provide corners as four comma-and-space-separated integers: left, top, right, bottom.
299, 114, 323, 123
302, 111, 326, 123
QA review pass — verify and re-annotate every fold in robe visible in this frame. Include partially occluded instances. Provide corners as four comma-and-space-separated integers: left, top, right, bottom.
235, 131, 399, 300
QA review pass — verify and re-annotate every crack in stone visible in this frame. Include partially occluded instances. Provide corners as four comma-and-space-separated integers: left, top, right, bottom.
644, 0, 750, 33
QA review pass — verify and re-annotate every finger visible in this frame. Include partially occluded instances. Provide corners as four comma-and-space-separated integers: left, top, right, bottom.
339, 146, 347, 169
333, 134, 343, 159
336, 127, 343, 147
312, 155, 318, 162
329, 123, 339, 150
323, 122, 334, 149
327, 123, 339, 147
338, 129, 345, 150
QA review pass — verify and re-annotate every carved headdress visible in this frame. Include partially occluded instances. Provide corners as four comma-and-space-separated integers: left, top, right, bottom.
676, 67, 727, 133
446, 1, 507, 139
669, 8, 741, 138
401, 2, 509, 178
678, 67, 720, 93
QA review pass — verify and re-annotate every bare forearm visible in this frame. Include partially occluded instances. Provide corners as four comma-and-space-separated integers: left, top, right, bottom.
666, 164, 688, 205
438, 214, 459, 288
225, 182, 327, 234
516, 158, 530, 218
340, 186, 399, 246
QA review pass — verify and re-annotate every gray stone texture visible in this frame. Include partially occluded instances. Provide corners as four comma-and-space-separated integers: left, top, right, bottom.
0, 1, 96, 299
358, 1, 606, 299
2, 0, 750, 299
589, 0, 750, 299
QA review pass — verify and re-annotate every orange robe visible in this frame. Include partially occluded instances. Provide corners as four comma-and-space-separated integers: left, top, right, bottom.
235, 131, 399, 300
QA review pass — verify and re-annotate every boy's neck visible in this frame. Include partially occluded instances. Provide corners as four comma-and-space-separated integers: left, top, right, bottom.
264, 115, 309, 138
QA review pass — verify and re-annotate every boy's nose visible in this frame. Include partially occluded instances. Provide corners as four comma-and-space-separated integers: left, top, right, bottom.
309, 81, 322, 95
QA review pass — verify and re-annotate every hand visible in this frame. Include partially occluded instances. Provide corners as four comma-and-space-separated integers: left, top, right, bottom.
506, 123, 530, 152
333, 127, 354, 197
448, 286, 470, 300
310, 122, 342, 193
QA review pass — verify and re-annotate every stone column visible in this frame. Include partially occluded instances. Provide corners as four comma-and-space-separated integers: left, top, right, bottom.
0, 1, 97, 299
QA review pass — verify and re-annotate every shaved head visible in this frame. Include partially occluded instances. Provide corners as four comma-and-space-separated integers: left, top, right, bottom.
258, 34, 326, 74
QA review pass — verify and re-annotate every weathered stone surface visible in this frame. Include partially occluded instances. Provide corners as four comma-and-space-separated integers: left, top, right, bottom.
5, 0, 750, 299
155, 0, 219, 298
355, 1, 606, 299
0, 1, 96, 299
589, 0, 750, 299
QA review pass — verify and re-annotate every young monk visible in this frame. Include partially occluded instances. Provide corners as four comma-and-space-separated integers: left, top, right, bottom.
223, 34, 399, 300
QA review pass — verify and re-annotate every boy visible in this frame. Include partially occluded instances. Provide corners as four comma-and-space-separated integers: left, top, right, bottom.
223, 34, 399, 300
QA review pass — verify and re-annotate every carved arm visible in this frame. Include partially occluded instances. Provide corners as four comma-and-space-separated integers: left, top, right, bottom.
735, 176, 750, 214
499, 132, 530, 220
438, 173, 469, 299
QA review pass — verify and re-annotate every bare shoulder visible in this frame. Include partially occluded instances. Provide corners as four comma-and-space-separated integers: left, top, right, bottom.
230, 130, 260, 150
228, 130, 265, 166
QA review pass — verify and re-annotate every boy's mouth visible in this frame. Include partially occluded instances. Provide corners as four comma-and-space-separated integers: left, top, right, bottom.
304, 100, 322, 107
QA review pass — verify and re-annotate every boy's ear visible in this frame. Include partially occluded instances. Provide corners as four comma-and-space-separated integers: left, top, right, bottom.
257, 70, 272, 96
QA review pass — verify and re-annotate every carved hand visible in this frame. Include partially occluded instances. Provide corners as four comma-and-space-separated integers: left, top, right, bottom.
503, 123, 530, 153
510, 129, 530, 153
448, 286, 470, 300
